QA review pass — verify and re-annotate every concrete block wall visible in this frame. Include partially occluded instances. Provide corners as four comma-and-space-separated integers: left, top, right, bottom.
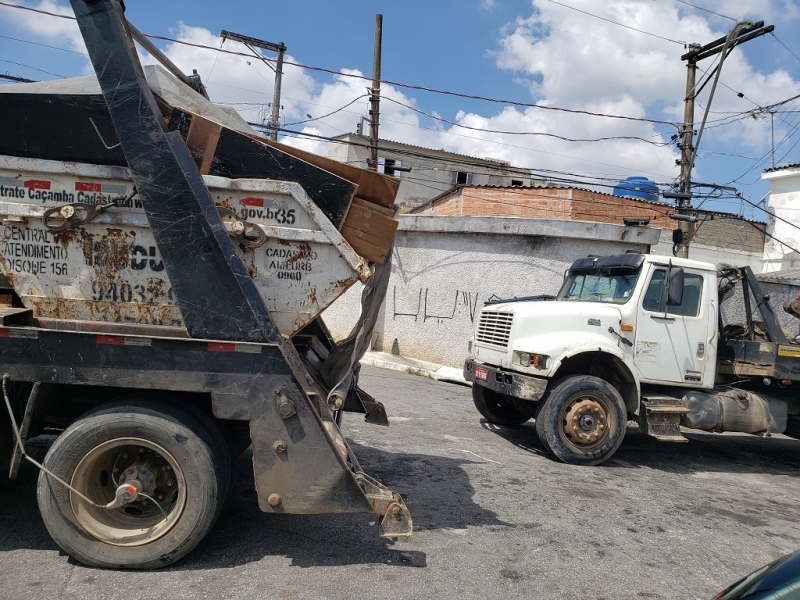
692, 217, 765, 254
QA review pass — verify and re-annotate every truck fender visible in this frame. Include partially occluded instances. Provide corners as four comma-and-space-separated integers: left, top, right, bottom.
547, 347, 641, 417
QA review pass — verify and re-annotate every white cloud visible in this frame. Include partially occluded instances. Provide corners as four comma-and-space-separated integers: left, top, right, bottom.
0, 1, 86, 55
4, 0, 798, 190
477, 0, 800, 182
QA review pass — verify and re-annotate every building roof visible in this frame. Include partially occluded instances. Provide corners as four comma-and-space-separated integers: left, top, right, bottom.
763, 163, 800, 173
332, 133, 513, 167
410, 183, 767, 225
758, 269, 800, 284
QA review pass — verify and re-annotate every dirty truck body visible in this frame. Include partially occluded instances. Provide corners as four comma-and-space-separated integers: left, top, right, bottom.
465, 253, 800, 466
0, 0, 410, 569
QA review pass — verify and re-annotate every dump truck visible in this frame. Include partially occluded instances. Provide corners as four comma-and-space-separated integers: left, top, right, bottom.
0, 0, 411, 568
464, 253, 800, 465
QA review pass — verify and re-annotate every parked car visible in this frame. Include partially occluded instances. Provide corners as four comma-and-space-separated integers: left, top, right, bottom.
712, 550, 800, 599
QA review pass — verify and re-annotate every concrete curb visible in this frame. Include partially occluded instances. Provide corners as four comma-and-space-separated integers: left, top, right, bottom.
360, 352, 470, 386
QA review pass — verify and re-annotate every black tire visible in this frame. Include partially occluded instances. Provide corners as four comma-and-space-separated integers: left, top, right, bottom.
535, 375, 626, 466
37, 400, 228, 569
472, 384, 530, 426
534, 397, 552, 454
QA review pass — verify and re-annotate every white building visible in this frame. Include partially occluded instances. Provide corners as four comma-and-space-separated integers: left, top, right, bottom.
327, 133, 537, 212
762, 164, 800, 272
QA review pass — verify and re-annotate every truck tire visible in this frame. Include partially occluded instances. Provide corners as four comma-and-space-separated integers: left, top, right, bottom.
535, 375, 626, 466
37, 400, 228, 569
472, 384, 530, 426
534, 399, 552, 454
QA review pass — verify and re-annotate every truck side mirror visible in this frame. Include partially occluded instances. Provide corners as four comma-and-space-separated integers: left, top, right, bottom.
667, 268, 684, 306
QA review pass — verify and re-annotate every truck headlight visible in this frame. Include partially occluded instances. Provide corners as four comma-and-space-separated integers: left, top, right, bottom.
518, 352, 547, 368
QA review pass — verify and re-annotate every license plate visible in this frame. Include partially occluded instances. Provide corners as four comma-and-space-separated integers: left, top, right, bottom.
474, 366, 489, 381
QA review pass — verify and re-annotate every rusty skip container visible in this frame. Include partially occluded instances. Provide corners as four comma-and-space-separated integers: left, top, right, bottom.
0, 0, 410, 571
0, 154, 371, 337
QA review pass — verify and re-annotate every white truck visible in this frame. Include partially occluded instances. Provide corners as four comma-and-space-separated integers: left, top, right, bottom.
464, 253, 800, 465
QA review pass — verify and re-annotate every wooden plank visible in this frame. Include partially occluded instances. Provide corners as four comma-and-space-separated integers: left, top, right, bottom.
341, 224, 393, 249
185, 114, 222, 175
352, 196, 397, 218
343, 202, 399, 241
253, 136, 399, 209
342, 232, 389, 264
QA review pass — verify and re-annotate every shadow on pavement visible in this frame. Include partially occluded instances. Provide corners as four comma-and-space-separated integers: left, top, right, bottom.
1, 438, 510, 572
480, 417, 800, 476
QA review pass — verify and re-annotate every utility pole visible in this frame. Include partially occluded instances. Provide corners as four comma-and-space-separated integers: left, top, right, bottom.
669, 20, 773, 258
369, 14, 383, 171
220, 30, 286, 141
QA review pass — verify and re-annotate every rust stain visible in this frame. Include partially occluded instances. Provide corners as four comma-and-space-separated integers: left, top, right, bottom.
26, 296, 183, 326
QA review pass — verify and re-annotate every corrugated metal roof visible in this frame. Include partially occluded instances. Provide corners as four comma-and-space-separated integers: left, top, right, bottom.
332, 133, 513, 166
764, 163, 800, 173
758, 269, 800, 284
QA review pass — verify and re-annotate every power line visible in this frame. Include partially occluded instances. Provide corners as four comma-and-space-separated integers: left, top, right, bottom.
283, 94, 367, 127
0, 1, 679, 130
542, 0, 686, 45
382, 96, 673, 146
771, 33, 800, 66
673, 0, 736, 22
0, 59, 65, 78
273, 126, 681, 194
0, 34, 85, 55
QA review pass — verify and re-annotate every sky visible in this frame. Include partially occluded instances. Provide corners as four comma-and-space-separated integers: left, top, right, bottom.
2, 0, 800, 224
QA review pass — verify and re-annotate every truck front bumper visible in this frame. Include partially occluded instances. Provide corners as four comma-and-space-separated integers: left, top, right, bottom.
464, 359, 548, 402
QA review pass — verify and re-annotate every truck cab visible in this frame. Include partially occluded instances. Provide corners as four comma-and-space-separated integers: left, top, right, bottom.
465, 253, 800, 465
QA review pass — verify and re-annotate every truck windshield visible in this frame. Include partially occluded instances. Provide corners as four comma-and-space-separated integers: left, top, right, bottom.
556, 266, 641, 304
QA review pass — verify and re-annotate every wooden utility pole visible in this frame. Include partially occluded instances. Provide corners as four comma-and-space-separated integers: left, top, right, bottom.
671, 20, 773, 258
369, 15, 383, 171
220, 30, 286, 141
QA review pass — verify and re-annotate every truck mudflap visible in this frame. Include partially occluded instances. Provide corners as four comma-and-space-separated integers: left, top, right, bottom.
464, 358, 548, 402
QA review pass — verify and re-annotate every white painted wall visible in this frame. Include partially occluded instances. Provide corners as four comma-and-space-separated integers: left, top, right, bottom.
762, 167, 800, 272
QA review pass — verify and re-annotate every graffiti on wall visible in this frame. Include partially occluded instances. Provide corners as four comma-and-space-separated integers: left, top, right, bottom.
393, 286, 491, 323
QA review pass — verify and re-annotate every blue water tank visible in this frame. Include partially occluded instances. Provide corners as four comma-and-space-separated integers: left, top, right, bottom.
613, 176, 659, 201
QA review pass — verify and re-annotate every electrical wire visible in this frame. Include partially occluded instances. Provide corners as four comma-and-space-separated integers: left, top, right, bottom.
271, 126, 678, 187
0, 58, 64, 78
673, 0, 736, 22
0, 1, 679, 129
381, 96, 673, 146
0, 34, 85, 55
541, 0, 686, 45
283, 94, 368, 127
771, 33, 800, 66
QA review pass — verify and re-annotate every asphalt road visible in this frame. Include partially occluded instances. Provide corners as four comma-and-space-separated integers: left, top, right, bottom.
2, 365, 800, 599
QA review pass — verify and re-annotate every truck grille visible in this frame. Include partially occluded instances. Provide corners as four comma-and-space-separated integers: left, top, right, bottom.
476, 311, 514, 349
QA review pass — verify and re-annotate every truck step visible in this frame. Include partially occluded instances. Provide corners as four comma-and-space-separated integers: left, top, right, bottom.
640, 397, 689, 443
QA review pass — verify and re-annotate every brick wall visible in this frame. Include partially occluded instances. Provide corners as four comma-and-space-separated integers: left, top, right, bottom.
415, 186, 764, 253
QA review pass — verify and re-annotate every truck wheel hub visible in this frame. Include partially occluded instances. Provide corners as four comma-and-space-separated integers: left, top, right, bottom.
563, 398, 607, 446
69, 437, 186, 546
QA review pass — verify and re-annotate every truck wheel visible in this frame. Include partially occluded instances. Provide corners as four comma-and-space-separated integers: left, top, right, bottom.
472, 384, 530, 426
535, 375, 626, 466
37, 400, 228, 569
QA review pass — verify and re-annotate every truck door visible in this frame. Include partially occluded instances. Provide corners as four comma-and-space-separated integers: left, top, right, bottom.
633, 266, 714, 386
